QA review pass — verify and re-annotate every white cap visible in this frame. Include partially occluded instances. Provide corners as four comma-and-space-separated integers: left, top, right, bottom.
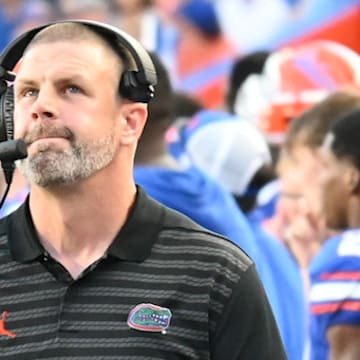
185, 111, 272, 195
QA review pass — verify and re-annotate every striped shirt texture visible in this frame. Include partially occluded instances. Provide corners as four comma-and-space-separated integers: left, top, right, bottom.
0, 188, 286, 359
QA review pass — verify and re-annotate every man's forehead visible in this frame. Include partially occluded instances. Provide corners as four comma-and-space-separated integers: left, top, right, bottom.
18, 41, 115, 70
291, 144, 318, 162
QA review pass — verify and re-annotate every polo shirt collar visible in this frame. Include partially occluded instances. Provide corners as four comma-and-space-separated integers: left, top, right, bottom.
7, 187, 165, 263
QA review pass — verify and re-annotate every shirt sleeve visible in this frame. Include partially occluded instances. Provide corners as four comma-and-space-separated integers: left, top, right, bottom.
210, 263, 288, 360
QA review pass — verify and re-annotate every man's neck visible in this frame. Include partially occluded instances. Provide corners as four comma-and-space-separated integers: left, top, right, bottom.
29, 180, 137, 278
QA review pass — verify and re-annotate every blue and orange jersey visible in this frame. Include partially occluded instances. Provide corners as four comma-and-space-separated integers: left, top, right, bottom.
309, 229, 360, 359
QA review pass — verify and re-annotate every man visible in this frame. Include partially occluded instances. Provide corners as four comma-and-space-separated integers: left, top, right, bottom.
282, 90, 360, 268
281, 90, 360, 360
310, 108, 360, 360
0, 21, 286, 359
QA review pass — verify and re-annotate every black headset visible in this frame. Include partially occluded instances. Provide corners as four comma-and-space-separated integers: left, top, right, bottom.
0, 19, 157, 144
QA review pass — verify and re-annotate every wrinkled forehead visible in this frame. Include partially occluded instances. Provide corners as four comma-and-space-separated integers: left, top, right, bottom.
15, 38, 122, 87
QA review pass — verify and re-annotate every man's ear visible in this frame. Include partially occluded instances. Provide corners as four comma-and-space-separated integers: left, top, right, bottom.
118, 102, 148, 145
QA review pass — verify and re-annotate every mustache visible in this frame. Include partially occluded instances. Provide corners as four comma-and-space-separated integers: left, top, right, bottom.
23, 124, 74, 145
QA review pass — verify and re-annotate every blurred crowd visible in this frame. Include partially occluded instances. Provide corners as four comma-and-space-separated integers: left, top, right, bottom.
1, 0, 360, 359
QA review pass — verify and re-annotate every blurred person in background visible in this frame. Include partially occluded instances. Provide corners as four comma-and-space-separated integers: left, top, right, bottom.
178, 109, 307, 360
164, 90, 203, 161
267, 153, 322, 271
264, 92, 360, 314
230, 40, 360, 231
216, 40, 360, 358
226, 50, 271, 115
312, 107, 360, 360
171, 0, 237, 109
280, 91, 360, 267
233, 40, 360, 159
224, 49, 281, 220
279, 90, 360, 360
134, 52, 261, 264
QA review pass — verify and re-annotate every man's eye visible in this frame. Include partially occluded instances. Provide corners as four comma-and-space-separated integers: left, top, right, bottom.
66, 85, 81, 94
24, 89, 38, 97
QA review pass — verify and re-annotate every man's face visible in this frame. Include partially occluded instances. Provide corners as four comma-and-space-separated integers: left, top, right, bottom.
13, 39, 122, 187
277, 160, 307, 226
290, 145, 325, 219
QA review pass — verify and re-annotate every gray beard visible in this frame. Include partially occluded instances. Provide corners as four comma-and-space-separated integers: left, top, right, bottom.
17, 132, 117, 188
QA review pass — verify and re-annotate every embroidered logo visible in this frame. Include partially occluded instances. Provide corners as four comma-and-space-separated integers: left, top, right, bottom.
127, 303, 172, 334
0, 311, 16, 338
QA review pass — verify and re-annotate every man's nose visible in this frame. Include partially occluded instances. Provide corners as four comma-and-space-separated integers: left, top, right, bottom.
31, 87, 59, 121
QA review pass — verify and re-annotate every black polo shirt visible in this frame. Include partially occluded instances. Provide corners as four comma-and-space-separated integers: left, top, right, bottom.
0, 187, 286, 359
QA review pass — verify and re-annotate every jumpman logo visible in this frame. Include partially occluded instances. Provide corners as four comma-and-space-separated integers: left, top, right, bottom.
0, 311, 16, 338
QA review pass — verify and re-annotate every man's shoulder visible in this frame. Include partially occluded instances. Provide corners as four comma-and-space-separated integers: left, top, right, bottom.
309, 229, 360, 322
310, 229, 360, 277
159, 204, 253, 270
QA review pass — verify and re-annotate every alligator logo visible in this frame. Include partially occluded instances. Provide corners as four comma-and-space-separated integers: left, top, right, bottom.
127, 303, 172, 333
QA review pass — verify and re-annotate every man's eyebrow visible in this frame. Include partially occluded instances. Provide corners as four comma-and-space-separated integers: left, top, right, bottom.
53, 76, 88, 86
15, 75, 87, 86
15, 78, 37, 87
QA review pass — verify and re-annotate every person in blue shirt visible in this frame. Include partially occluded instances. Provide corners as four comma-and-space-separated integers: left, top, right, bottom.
283, 91, 360, 360
178, 109, 307, 360
313, 107, 360, 360
134, 51, 259, 263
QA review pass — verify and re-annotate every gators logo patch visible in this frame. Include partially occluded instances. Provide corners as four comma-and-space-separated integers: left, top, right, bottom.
127, 303, 172, 334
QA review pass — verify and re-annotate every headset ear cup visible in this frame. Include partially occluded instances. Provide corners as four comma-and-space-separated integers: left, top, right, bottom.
119, 70, 153, 103
0, 86, 14, 142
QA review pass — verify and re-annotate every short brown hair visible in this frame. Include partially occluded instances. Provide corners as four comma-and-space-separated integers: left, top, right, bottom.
284, 89, 360, 152
25, 22, 129, 78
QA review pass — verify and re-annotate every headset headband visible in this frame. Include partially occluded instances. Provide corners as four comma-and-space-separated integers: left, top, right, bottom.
0, 19, 157, 100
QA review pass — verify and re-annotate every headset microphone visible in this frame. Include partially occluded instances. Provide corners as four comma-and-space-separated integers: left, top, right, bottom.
0, 139, 27, 209
0, 139, 27, 162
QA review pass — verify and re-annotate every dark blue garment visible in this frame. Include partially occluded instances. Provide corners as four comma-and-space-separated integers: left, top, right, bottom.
134, 165, 259, 263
